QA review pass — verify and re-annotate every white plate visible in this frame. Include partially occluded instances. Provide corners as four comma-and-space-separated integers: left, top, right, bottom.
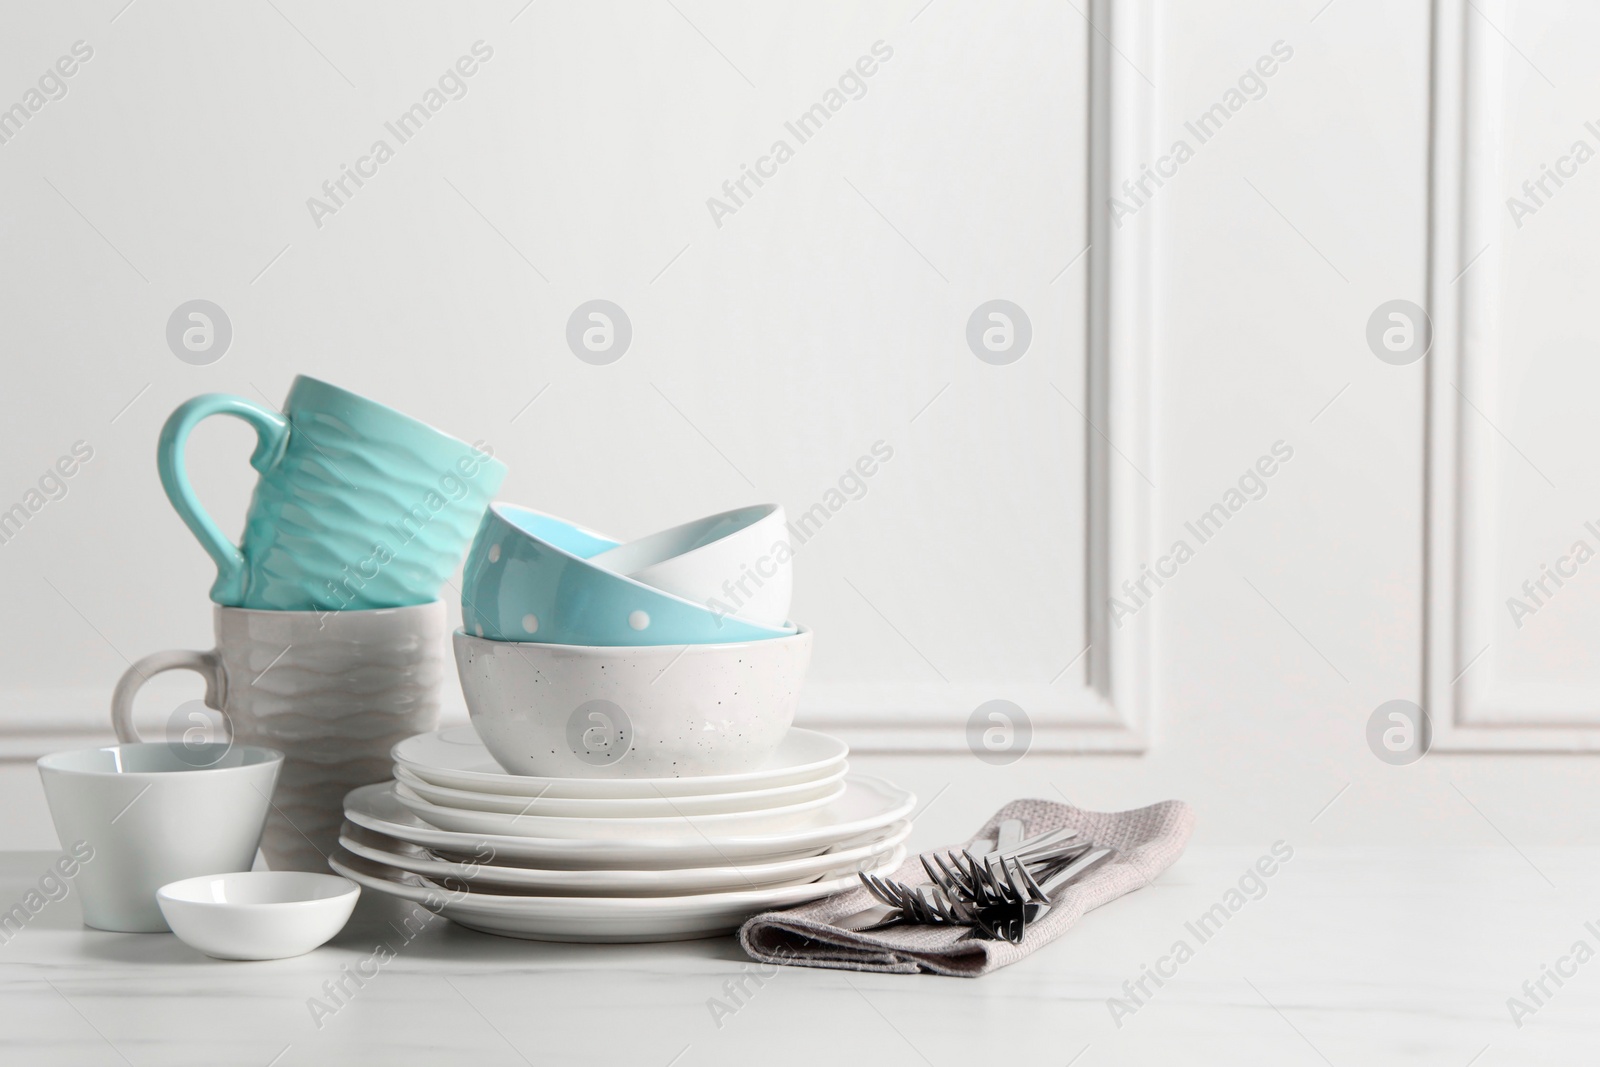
342, 777, 915, 869
393, 778, 848, 840
329, 846, 901, 942
394, 726, 847, 799
392, 763, 849, 818
338, 819, 913, 895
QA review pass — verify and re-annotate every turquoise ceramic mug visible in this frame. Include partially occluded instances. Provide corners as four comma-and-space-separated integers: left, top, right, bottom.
158, 375, 507, 611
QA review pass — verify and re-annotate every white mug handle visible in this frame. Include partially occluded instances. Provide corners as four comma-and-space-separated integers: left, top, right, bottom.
111, 649, 226, 743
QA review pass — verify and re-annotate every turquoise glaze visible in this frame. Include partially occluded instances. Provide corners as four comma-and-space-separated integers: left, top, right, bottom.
159, 376, 507, 611
461, 504, 796, 646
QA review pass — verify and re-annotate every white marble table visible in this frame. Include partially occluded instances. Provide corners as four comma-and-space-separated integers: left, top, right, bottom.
0, 846, 1595, 1066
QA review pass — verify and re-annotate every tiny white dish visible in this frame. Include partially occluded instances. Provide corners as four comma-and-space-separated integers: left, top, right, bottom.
391, 763, 848, 817
156, 872, 359, 961
394, 726, 848, 799
588, 504, 792, 628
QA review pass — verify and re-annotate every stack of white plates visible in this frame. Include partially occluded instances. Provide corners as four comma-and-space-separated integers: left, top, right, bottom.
330, 726, 914, 942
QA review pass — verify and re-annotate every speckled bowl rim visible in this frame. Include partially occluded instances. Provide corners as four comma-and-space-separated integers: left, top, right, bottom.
452, 622, 810, 657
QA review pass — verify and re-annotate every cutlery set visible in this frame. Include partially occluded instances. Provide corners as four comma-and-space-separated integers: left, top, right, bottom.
840, 821, 1115, 942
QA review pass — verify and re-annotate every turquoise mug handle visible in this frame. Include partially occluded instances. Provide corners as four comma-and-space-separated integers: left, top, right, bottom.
157, 394, 291, 605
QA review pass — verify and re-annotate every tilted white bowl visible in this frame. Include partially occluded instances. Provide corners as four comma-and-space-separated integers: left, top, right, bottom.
156, 871, 359, 960
587, 504, 792, 629
452, 625, 812, 779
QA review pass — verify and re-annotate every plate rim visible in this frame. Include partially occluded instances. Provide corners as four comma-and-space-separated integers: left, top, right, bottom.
391, 762, 850, 814
390, 777, 849, 836
393, 726, 849, 797
342, 775, 916, 861
329, 844, 902, 914
337, 819, 914, 890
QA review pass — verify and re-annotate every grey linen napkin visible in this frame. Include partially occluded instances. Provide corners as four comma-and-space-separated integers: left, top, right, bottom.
738, 797, 1194, 976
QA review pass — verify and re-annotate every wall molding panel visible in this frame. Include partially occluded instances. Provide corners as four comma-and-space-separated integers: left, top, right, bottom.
1424, 0, 1600, 751
803, 0, 1155, 754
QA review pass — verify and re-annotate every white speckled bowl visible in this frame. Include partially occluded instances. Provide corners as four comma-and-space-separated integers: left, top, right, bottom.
452, 626, 811, 778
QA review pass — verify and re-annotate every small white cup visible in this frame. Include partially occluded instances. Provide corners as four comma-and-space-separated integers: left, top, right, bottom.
37, 743, 283, 932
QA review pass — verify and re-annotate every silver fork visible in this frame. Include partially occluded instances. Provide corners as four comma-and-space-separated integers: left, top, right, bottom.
837, 828, 1078, 932
864, 831, 1088, 915
920, 838, 1091, 905
842, 872, 968, 931
963, 847, 1117, 943
881, 832, 1084, 911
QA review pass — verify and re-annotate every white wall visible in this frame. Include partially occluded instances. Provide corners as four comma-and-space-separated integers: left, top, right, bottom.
3, 0, 1597, 852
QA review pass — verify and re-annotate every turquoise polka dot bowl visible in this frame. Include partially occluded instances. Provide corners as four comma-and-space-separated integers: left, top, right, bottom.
460, 505, 796, 646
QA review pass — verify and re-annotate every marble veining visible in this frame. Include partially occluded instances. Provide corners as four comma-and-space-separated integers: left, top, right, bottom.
0, 847, 1596, 1066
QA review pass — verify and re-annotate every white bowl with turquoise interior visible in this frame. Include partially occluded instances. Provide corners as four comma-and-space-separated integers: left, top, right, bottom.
586, 503, 792, 629
460, 505, 795, 646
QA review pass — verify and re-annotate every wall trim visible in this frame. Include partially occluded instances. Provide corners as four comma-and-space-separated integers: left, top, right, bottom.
1424, 0, 1600, 751
803, 0, 1155, 754
0, 698, 118, 762
3, 4, 1157, 763
0, 690, 478, 763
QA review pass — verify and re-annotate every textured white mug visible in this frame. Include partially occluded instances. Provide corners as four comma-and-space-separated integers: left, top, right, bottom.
112, 602, 445, 871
